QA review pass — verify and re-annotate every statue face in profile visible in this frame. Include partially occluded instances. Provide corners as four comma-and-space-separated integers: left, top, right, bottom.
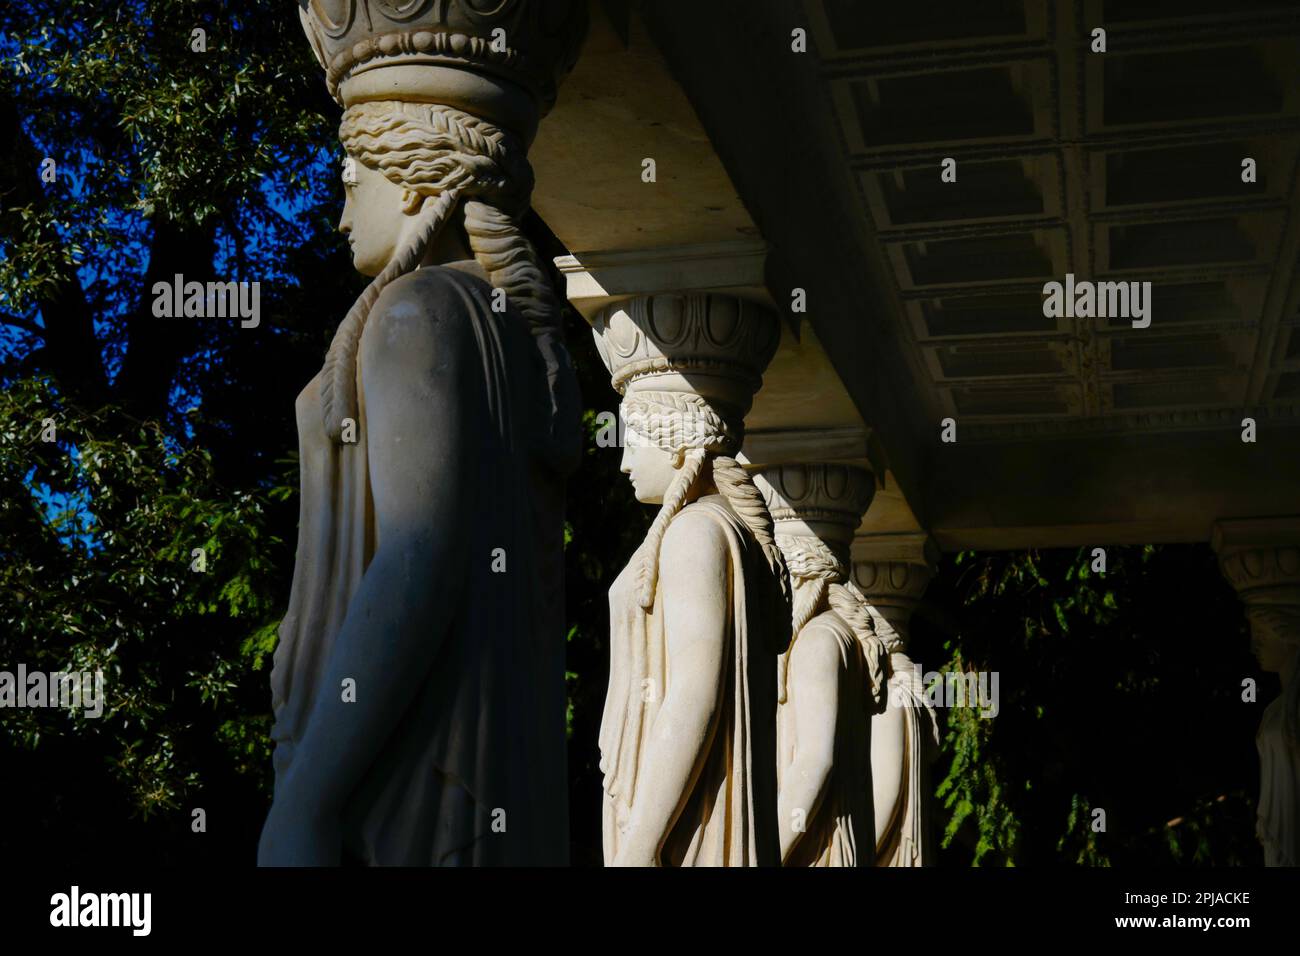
620, 422, 679, 504
1249, 608, 1298, 674
337, 155, 423, 277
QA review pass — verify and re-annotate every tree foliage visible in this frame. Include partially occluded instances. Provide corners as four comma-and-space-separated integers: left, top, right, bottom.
0, 377, 287, 861
921, 545, 1263, 866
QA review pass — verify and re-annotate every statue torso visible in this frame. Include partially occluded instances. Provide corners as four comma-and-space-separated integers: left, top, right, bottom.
269, 265, 571, 865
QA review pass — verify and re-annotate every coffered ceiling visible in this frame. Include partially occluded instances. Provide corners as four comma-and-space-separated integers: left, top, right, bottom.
805, 0, 1300, 440
538, 0, 1300, 548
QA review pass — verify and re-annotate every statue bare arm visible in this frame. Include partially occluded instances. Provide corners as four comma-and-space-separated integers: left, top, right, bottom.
270, 282, 474, 854
612, 510, 730, 866
777, 626, 840, 862
871, 701, 906, 856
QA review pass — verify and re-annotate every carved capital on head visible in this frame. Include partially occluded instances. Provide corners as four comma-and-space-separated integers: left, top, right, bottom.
298, 0, 587, 142
849, 533, 938, 649
1213, 517, 1300, 674
592, 293, 780, 422
753, 463, 875, 548
1213, 517, 1300, 600
1218, 546, 1300, 601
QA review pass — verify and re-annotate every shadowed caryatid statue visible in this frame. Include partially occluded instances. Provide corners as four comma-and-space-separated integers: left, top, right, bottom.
258, 0, 586, 866
755, 464, 886, 866
1248, 608, 1300, 868
593, 293, 791, 866
1216, 533, 1300, 867
1249, 606, 1300, 865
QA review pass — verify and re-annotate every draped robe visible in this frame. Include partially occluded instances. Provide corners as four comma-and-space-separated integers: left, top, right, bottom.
776, 609, 872, 867
874, 652, 939, 867
267, 264, 574, 865
1257, 689, 1300, 866
599, 495, 783, 866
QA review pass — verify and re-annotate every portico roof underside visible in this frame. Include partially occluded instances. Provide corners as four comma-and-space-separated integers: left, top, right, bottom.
531, 0, 1300, 550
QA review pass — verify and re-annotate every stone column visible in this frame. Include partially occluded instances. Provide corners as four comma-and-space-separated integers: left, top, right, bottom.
850, 532, 940, 866
1213, 517, 1300, 867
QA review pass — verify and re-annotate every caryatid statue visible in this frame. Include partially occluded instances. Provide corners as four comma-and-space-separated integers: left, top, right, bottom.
593, 293, 791, 866
258, 0, 586, 866
1248, 605, 1300, 865
755, 464, 887, 866
851, 540, 940, 866
1218, 538, 1300, 867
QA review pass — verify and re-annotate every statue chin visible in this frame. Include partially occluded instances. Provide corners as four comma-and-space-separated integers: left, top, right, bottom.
350, 252, 386, 278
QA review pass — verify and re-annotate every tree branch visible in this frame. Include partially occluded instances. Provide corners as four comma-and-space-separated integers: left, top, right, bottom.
0, 92, 106, 398
0, 312, 47, 337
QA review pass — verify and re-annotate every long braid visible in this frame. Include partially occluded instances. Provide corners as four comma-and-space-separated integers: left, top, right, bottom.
463, 199, 561, 337
790, 577, 827, 649
712, 455, 791, 617
325, 101, 535, 444
621, 392, 789, 620
776, 533, 890, 711
321, 187, 459, 441
829, 580, 890, 713
775, 534, 841, 703
635, 447, 707, 609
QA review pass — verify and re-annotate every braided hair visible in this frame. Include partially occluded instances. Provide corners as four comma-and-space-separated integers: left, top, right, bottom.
621, 390, 790, 620
775, 533, 890, 710
324, 101, 562, 442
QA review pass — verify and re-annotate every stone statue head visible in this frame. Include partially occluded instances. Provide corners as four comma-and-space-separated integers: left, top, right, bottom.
593, 294, 788, 613
296, 0, 586, 443
618, 389, 740, 506
753, 464, 888, 708
315, 99, 557, 442
1247, 605, 1300, 675
618, 427, 683, 506
335, 99, 531, 272
337, 152, 427, 276
597, 293, 774, 507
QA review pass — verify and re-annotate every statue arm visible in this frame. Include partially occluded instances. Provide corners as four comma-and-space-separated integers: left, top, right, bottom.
272, 288, 474, 848
612, 511, 730, 866
871, 700, 906, 855
777, 628, 840, 863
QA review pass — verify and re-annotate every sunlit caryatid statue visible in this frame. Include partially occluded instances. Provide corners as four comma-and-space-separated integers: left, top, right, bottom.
754, 464, 886, 866
593, 293, 791, 866
851, 539, 940, 866
258, 0, 586, 866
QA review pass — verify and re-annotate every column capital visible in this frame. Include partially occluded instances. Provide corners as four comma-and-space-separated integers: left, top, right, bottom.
752, 462, 876, 549
849, 532, 939, 648
556, 240, 771, 321
1212, 517, 1300, 603
590, 292, 780, 426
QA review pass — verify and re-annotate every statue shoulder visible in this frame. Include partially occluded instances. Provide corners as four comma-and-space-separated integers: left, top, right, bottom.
795, 611, 855, 661
372, 266, 488, 323
664, 500, 734, 554
658, 502, 734, 582
361, 267, 486, 367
